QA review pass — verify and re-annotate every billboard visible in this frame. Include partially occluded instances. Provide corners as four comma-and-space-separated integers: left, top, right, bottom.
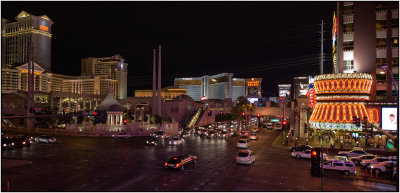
381, 107, 398, 131
278, 84, 291, 100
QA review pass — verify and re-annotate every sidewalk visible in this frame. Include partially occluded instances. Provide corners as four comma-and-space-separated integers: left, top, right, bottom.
2, 159, 32, 169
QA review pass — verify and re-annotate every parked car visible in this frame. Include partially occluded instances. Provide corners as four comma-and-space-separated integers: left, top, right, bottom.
291, 149, 327, 160
35, 135, 57, 143
334, 156, 349, 161
237, 139, 250, 149
2, 138, 15, 149
11, 136, 32, 148
323, 159, 357, 175
368, 160, 397, 174
350, 154, 376, 165
360, 156, 397, 167
289, 145, 313, 152
249, 133, 258, 140
236, 150, 256, 165
169, 136, 184, 145
112, 132, 131, 139
163, 154, 197, 170
146, 137, 160, 146
337, 149, 368, 158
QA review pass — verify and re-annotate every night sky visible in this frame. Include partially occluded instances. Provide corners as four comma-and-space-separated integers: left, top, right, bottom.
2, 1, 336, 97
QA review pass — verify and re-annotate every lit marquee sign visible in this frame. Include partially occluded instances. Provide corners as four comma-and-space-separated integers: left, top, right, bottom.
39, 20, 48, 31
278, 84, 291, 99
247, 81, 260, 87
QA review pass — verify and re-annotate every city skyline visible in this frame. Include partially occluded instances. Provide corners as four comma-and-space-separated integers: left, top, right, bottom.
2, 1, 336, 97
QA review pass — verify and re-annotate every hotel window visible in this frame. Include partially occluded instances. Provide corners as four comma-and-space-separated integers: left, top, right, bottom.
393, 57, 399, 65
392, 19, 399, 29
376, 38, 387, 48
343, 5, 354, 15
343, 41, 354, 50
343, 23, 354, 33
392, 2, 399, 10
343, 60, 354, 72
376, 58, 387, 68
376, 20, 387, 30
393, 37, 399, 47
376, 74, 386, 83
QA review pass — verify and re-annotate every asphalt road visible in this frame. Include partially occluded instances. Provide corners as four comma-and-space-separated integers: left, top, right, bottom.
1, 129, 397, 191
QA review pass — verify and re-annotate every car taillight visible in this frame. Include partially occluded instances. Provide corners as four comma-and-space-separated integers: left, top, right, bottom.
164, 162, 168, 166
247, 157, 251, 161
176, 164, 179, 167
236, 156, 238, 159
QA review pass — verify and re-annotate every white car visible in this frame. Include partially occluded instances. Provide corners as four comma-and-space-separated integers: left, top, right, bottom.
291, 149, 328, 159
249, 133, 258, 140
169, 136, 184, 145
360, 156, 397, 167
35, 135, 57, 143
236, 150, 256, 165
337, 149, 368, 158
368, 160, 397, 173
266, 123, 273, 129
237, 139, 250, 149
274, 122, 282, 131
323, 159, 357, 175
350, 154, 376, 165
112, 132, 131, 139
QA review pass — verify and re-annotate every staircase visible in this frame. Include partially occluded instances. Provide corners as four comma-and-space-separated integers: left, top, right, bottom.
185, 107, 205, 128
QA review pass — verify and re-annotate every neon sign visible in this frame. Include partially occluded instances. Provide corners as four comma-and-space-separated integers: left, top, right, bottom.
247, 81, 259, 87
40, 25, 48, 31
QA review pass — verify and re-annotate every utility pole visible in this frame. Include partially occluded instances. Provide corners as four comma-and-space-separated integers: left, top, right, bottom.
157, 44, 162, 117
26, 34, 35, 131
152, 48, 157, 116
320, 19, 324, 75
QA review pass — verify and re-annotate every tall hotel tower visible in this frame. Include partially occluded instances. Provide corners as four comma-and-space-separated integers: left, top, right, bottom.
1, 11, 53, 72
334, 2, 399, 101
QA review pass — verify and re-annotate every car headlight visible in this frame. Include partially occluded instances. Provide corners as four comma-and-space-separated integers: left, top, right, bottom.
3, 144, 6, 147
370, 166, 374, 168
11, 143, 14, 145
146, 141, 149, 143
23, 142, 26, 144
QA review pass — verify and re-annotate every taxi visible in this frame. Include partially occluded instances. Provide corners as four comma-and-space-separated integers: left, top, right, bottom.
164, 154, 197, 170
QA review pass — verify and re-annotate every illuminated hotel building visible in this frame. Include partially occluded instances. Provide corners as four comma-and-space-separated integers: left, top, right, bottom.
1, 11, 53, 72
134, 87, 187, 100
334, 2, 399, 101
81, 55, 128, 99
175, 73, 245, 102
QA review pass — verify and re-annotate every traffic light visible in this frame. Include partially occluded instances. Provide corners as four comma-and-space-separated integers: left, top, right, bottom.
63, 109, 66, 115
208, 110, 212, 116
93, 111, 100, 124
123, 119, 127, 125
241, 112, 245, 119
100, 111, 107, 123
310, 148, 322, 178
257, 113, 260, 117
304, 123, 308, 133
219, 111, 223, 115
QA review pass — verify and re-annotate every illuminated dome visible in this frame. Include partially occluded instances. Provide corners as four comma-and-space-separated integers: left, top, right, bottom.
309, 73, 379, 131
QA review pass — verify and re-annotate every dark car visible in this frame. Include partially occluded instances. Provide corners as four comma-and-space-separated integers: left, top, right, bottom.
11, 136, 32, 148
2, 138, 15, 150
289, 145, 313, 152
163, 154, 197, 170
146, 137, 160, 146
